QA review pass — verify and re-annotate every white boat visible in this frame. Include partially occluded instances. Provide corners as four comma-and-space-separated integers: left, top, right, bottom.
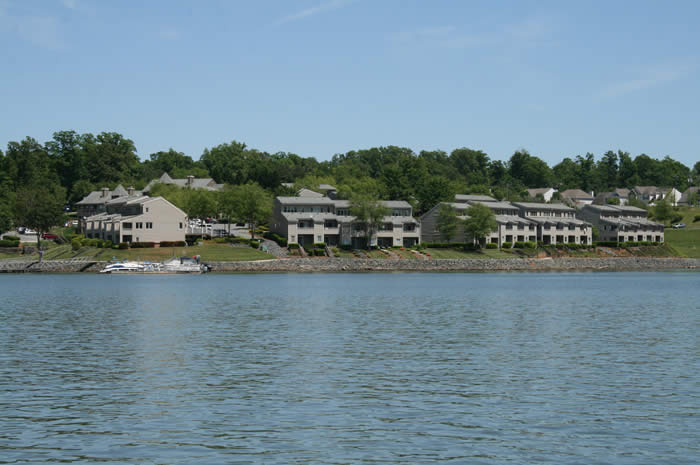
100, 261, 147, 273
100, 257, 208, 274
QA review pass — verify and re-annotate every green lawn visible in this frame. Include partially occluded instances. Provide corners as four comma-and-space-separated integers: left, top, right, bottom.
2, 242, 275, 262
664, 229, 700, 258
422, 248, 515, 259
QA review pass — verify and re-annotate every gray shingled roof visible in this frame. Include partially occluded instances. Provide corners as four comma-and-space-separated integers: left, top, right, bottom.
527, 187, 555, 196
455, 194, 497, 202
560, 189, 594, 200
277, 196, 336, 205
511, 202, 575, 212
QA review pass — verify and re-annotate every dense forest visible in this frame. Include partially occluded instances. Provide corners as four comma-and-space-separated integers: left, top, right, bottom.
1, 130, 699, 229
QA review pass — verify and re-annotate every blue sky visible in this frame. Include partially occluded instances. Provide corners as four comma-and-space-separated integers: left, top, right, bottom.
1, 0, 698, 167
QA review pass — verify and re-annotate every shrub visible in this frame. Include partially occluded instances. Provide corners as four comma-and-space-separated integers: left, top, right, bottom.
214, 237, 227, 244
0, 239, 20, 247
288, 243, 300, 249
131, 242, 155, 248
313, 242, 326, 249
694, 215, 700, 223
501, 242, 512, 249
485, 243, 498, 249
249, 239, 261, 249
2, 235, 20, 241
231, 237, 250, 245
71, 237, 82, 251
160, 241, 187, 247
594, 241, 619, 248
422, 242, 468, 248
670, 213, 683, 224
263, 231, 288, 247
339, 244, 352, 250
313, 248, 326, 256
118, 242, 129, 249
332, 247, 339, 254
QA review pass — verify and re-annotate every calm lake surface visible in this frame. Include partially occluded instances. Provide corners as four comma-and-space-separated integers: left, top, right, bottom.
1, 272, 699, 464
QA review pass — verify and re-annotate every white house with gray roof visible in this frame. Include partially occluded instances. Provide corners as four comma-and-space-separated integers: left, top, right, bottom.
271, 194, 420, 248
512, 202, 592, 245
82, 196, 187, 245
578, 204, 664, 243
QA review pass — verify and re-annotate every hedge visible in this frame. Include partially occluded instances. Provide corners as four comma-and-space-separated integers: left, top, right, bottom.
313, 242, 326, 249
485, 243, 498, 249
513, 241, 536, 249
118, 242, 129, 249
288, 243, 300, 249
313, 248, 326, 256
421, 242, 468, 249
130, 242, 155, 248
501, 242, 512, 249
263, 231, 288, 247
694, 215, 700, 223
249, 239, 261, 249
160, 241, 187, 247
0, 239, 20, 247
3, 235, 20, 241
594, 241, 619, 248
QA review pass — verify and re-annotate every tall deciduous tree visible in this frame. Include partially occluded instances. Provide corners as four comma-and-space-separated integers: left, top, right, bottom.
15, 184, 66, 254
229, 183, 273, 239
350, 194, 389, 249
463, 203, 497, 248
436, 204, 460, 242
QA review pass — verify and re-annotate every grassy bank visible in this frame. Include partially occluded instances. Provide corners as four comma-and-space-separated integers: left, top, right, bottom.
2, 242, 275, 262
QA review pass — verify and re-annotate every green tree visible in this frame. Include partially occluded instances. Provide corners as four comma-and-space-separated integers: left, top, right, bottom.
652, 199, 673, 224
687, 190, 699, 207
350, 194, 389, 249
463, 203, 497, 248
508, 150, 554, 188
229, 183, 273, 239
606, 196, 621, 205
15, 184, 66, 255
184, 189, 219, 220
436, 204, 460, 242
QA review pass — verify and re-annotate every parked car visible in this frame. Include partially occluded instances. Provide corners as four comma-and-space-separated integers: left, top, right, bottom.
17, 226, 26, 234
672, 223, 686, 229
23, 228, 37, 235
42, 232, 59, 240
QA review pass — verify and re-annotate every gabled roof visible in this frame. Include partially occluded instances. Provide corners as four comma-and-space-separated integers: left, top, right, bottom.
527, 187, 555, 195
680, 186, 699, 203
277, 196, 336, 205
560, 189, 593, 200
468, 200, 518, 211
297, 188, 324, 198
318, 184, 337, 191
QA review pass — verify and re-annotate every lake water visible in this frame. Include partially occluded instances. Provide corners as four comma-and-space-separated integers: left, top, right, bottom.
1, 272, 699, 464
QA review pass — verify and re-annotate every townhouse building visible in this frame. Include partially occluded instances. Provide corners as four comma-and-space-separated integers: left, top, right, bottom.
270, 195, 420, 248
560, 189, 594, 207
631, 186, 681, 206
76, 185, 142, 218
420, 200, 537, 247
82, 196, 187, 245
578, 204, 664, 243
527, 187, 557, 202
511, 202, 592, 245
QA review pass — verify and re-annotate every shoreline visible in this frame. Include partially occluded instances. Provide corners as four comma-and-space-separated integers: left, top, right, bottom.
1, 257, 699, 273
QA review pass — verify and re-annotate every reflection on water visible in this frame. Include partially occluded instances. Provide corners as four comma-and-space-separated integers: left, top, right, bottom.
1, 272, 699, 464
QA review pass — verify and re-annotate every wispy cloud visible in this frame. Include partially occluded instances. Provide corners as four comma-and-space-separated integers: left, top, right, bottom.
599, 65, 691, 99
272, 0, 353, 26
62, 0, 77, 10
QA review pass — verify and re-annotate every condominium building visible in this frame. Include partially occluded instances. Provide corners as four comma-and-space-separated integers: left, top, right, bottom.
420, 201, 537, 247
82, 196, 187, 245
76, 185, 142, 218
578, 204, 664, 243
270, 195, 420, 248
511, 202, 592, 245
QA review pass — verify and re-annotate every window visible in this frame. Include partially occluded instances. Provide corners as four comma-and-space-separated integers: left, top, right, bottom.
145, 207, 149, 212
179, 222, 183, 229
317, 235, 322, 242
146, 222, 153, 229
136, 222, 143, 229
123, 222, 132, 229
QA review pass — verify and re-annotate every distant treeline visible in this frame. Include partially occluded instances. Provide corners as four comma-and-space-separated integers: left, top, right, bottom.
1, 130, 699, 216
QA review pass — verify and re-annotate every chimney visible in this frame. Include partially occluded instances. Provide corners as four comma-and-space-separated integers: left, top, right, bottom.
187, 175, 194, 187
128, 186, 135, 196
101, 187, 109, 198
